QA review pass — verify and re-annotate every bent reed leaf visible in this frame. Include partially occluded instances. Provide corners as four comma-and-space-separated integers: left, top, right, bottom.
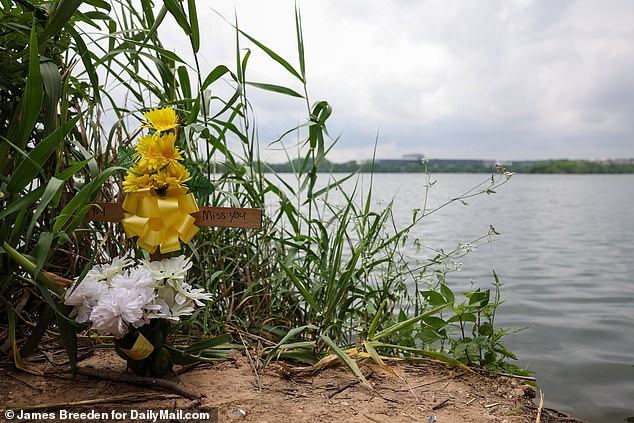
245, 81, 304, 98
319, 334, 371, 390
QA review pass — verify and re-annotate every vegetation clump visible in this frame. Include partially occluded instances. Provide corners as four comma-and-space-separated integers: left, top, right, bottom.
0, 0, 527, 383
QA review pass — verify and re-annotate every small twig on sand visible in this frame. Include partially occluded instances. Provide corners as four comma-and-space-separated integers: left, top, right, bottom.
75, 367, 203, 400
363, 414, 384, 423
239, 332, 261, 383
328, 371, 374, 398
6, 372, 43, 392
536, 390, 544, 423
526, 404, 586, 422
496, 372, 537, 382
2, 392, 179, 413
432, 398, 451, 410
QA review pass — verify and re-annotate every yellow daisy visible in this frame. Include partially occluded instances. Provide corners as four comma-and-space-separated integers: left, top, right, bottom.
154, 132, 183, 163
152, 163, 191, 190
122, 172, 154, 192
134, 134, 167, 173
143, 107, 179, 132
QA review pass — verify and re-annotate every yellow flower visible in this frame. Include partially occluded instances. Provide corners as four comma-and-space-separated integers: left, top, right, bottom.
143, 107, 179, 132
154, 132, 183, 163
134, 133, 182, 173
122, 171, 154, 192
134, 134, 166, 172
152, 163, 191, 190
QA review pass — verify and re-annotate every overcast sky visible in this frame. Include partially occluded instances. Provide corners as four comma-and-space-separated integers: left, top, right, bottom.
162, 1, 634, 163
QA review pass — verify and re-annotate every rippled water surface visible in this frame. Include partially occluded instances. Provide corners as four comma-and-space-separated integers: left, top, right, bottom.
279, 172, 634, 421
363, 173, 634, 422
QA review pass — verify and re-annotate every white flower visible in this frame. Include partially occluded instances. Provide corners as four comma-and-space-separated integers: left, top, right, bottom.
176, 282, 213, 307
89, 285, 156, 338
66, 255, 210, 333
151, 286, 196, 322
110, 267, 155, 290
64, 276, 107, 323
86, 255, 133, 283
90, 290, 140, 338
142, 255, 192, 284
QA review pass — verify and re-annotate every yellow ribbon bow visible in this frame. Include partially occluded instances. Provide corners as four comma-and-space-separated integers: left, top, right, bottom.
121, 187, 199, 254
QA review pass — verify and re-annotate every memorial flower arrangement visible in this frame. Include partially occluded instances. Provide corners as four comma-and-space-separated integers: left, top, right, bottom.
62, 107, 218, 376
64, 254, 213, 376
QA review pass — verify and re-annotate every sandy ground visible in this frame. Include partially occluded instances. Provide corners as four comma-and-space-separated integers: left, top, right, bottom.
0, 348, 585, 423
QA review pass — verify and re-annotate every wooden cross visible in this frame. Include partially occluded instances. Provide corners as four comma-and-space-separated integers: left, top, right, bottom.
87, 202, 262, 229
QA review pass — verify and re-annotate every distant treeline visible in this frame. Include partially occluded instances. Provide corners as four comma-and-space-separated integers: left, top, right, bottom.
263, 159, 634, 174
509, 160, 634, 174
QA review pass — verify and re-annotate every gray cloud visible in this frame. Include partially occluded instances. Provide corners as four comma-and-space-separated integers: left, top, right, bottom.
163, 1, 634, 162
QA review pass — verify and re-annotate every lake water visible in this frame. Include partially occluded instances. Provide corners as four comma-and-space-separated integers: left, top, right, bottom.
354, 173, 634, 422
273, 172, 633, 422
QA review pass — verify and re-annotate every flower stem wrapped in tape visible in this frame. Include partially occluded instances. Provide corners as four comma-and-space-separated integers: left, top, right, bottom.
122, 187, 199, 254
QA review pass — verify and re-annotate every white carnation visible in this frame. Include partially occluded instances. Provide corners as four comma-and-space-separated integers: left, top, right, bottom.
64, 276, 107, 323
89, 285, 155, 338
110, 267, 155, 290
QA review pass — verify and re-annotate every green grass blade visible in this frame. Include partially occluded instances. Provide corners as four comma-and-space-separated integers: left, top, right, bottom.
368, 341, 471, 371
178, 65, 192, 105
319, 334, 371, 389
30, 231, 53, 277
164, 0, 191, 35
16, 22, 43, 150
7, 210, 27, 254
2, 242, 58, 292
19, 306, 54, 358
279, 261, 319, 312
201, 65, 233, 89
304, 172, 356, 205
264, 324, 318, 367
56, 306, 79, 376
40, 58, 62, 137
187, 0, 199, 53
166, 345, 235, 364
7, 115, 81, 194
184, 334, 233, 354
1, 244, 85, 328
368, 299, 387, 339
38, 0, 83, 44
4, 301, 37, 374
84, 0, 111, 10
0, 186, 45, 221
371, 302, 452, 342
245, 81, 303, 98
67, 26, 101, 103
52, 166, 124, 233
237, 28, 304, 82
210, 85, 242, 119
295, 5, 305, 79
27, 177, 63, 239
363, 340, 386, 368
